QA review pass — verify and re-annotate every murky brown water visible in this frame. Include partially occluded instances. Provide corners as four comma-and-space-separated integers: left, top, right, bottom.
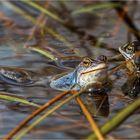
0, 1, 140, 139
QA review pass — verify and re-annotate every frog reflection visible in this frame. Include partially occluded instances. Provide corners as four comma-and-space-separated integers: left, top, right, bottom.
81, 91, 109, 117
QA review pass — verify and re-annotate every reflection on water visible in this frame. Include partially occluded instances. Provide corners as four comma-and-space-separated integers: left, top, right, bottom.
82, 91, 109, 117
0, 1, 140, 139
122, 75, 140, 98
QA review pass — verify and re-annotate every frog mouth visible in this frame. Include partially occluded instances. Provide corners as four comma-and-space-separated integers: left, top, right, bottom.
81, 64, 107, 75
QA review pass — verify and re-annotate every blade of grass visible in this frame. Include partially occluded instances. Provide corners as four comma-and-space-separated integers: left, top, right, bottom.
94, 95, 108, 116
72, 2, 121, 15
86, 97, 140, 140
3, 91, 69, 140
12, 90, 84, 140
3, 2, 79, 56
75, 96, 104, 140
0, 92, 40, 108
30, 47, 57, 61
21, 0, 64, 23
108, 61, 126, 76
24, 2, 48, 44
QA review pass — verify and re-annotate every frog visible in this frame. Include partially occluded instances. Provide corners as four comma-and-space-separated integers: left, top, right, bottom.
119, 40, 140, 98
0, 67, 34, 86
50, 55, 108, 91
119, 40, 140, 75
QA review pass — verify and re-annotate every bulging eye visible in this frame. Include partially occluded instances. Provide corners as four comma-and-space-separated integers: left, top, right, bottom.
126, 45, 134, 54
82, 58, 92, 67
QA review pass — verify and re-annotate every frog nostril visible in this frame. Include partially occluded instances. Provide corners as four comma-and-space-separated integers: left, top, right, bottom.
98, 55, 107, 62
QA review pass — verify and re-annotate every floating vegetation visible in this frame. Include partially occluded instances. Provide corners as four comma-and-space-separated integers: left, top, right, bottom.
0, 92, 40, 108
72, 2, 121, 15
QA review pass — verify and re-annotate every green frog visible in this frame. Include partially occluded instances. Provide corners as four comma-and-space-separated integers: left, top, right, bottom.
50, 55, 108, 91
0, 67, 34, 86
119, 40, 140, 98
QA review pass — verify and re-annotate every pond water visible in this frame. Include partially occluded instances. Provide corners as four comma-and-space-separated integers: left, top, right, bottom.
0, 1, 140, 139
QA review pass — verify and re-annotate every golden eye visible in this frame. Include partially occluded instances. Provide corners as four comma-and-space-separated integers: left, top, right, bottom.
82, 58, 92, 67
126, 45, 134, 54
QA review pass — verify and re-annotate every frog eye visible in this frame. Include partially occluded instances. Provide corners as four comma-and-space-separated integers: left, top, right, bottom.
126, 45, 134, 54
82, 57, 92, 67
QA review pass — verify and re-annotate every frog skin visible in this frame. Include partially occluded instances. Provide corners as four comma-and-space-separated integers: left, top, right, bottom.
119, 40, 140, 75
0, 67, 34, 86
50, 56, 108, 91
119, 41, 140, 98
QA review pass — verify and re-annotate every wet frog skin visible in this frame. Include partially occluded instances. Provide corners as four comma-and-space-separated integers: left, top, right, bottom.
50, 56, 108, 91
119, 40, 140, 75
0, 67, 34, 86
119, 41, 140, 98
